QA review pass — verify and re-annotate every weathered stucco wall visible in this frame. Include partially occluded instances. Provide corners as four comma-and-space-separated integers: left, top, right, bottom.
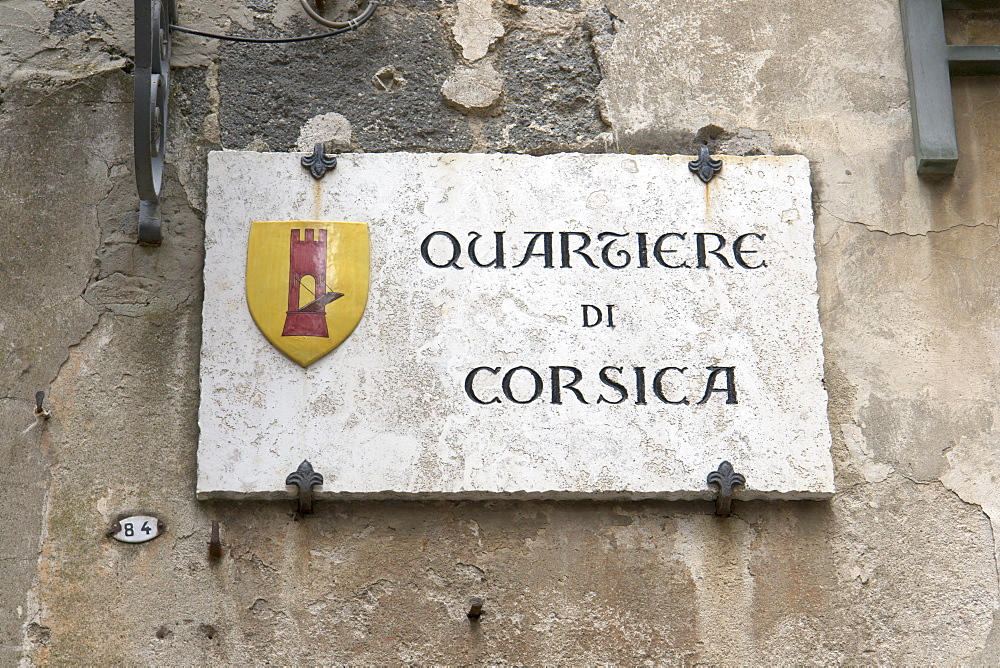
2, 0, 1000, 663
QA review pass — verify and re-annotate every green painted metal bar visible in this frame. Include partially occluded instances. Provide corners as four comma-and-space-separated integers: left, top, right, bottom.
942, 1, 1000, 9
948, 45, 1000, 75
900, 0, 959, 175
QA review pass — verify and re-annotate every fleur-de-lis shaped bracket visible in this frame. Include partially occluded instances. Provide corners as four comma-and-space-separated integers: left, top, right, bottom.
707, 460, 745, 517
301, 142, 338, 180
285, 459, 324, 514
688, 145, 723, 184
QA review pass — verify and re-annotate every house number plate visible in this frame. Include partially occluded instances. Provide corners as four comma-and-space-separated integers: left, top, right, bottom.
109, 516, 163, 543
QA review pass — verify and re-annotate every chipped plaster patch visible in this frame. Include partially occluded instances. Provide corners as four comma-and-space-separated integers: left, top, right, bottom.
453, 0, 504, 61
441, 61, 502, 112
295, 112, 353, 152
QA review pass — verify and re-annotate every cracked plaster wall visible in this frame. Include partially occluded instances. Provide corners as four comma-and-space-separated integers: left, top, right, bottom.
2, 0, 1000, 664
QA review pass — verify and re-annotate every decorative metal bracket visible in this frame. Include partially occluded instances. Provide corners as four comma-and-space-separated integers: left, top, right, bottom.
688, 146, 723, 183
285, 460, 324, 514
134, 0, 174, 245
131, 0, 376, 246
900, 0, 1000, 175
301, 142, 338, 180
706, 460, 745, 517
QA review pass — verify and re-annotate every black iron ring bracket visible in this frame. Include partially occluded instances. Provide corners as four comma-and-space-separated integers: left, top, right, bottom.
132, 0, 378, 245
134, 0, 173, 245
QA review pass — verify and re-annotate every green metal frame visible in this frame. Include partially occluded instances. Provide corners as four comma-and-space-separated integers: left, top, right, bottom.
900, 0, 1000, 175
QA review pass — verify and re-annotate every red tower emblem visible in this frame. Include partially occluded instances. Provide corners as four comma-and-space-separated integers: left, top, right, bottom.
282, 229, 344, 337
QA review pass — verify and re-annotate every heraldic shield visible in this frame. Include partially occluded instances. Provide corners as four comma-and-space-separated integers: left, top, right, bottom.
246, 221, 370, 367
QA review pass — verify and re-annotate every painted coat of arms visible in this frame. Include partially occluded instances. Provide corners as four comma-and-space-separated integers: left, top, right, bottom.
246, 221, 369, 367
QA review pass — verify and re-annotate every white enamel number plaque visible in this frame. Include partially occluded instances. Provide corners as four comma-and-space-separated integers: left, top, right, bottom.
198, 152, 834, 500
109, 516, 162, 543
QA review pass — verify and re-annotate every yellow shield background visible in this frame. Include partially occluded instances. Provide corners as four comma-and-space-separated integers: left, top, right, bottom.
246, 221, 369, 367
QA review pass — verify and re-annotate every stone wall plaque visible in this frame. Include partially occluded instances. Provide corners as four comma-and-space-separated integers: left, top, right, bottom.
197, 152, 834, 499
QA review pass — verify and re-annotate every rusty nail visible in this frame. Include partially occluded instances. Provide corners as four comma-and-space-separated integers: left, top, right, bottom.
34, 391, 50, 419
105, 521, 122, 538
208, 520, 222, 559
467, 596, 485, 619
